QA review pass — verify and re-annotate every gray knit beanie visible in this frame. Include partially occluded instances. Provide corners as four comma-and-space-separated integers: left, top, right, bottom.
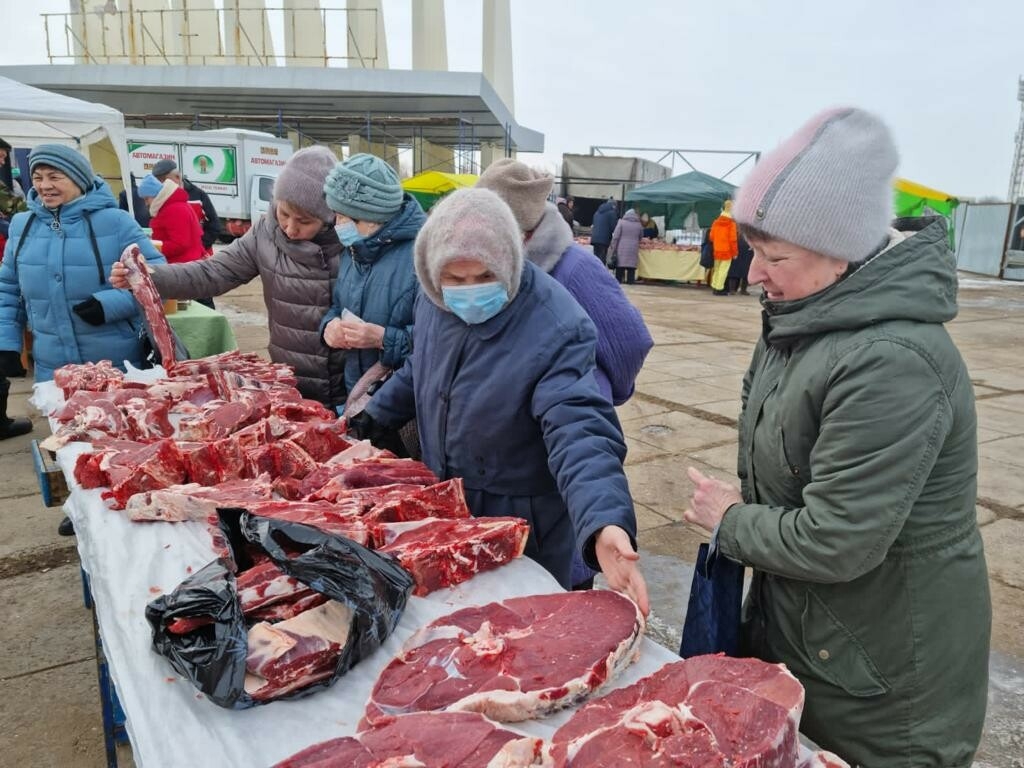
734, 107, 898, 262
274, 146, 338, 224
28, 143, 95, 193
414, 188, 524, 310
476, 158, 554, 232
323, 153, 404, 222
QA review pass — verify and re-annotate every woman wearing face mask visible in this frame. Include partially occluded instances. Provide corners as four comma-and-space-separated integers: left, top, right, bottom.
110, 147, 345, 408
320, 154, 427, 399
350, 188, 650, 614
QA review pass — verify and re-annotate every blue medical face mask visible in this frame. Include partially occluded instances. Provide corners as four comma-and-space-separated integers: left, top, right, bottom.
335, 220, 363, 246
442, 282, 509, 325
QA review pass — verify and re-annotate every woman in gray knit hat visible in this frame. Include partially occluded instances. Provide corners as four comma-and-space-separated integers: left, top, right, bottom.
320, 153, 427, 398
683, 107, 988, 767
350, 187, 649, 613
111, 146, 346, 408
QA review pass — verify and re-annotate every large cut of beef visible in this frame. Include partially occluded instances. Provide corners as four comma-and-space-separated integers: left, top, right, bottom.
124, 475, 275, 522
364, 590, 644, 726
273, 712, 546, 768
307, 457, 439, 492
242, 500, 371, 545
41, 393, 174, 452
236, 559, 315, 614
245, 440, 319, 480
244, 599, 353, 701
98, 439, 188, 509
284, 420, 353, 463
176, 399, 267, 441
121, 243, 179, 370
361, 478, 471, 523
374, 516, 529, 595
52, 360, 125, 398
548, 654, 814, 768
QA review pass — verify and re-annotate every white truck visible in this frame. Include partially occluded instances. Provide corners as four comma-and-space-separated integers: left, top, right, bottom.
125, 127, 294, 238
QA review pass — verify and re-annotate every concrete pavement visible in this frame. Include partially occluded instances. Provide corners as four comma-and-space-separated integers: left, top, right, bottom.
1, 274, 1022, 767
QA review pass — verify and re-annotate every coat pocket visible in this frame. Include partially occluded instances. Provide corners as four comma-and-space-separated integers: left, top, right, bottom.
801, 591, 891, 697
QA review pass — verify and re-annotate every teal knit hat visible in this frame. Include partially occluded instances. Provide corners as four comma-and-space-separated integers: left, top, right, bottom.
323, 153, 404, 223
29, 143, 95, 193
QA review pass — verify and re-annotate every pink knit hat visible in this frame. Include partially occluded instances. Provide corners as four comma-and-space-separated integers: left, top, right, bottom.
734, 107, 899, 262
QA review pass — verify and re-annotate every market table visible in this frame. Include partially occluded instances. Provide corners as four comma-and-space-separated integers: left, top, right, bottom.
166, 302, 238, 359
636, 247, 705, 282
32, 379, 679, 768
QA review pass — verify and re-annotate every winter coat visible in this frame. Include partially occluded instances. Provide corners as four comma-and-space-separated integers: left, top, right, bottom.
590, 199, 619, 246
182, 178, 221, 250
149, 185, 205, 264
727, 234, 753, 280
609, 209, 643, 269
527, 203, 652, 405
366, 262, 638, 588
150, 208, 345, 407
0, 178, 166, 382
709, 214, 738, 260
118, 175, 151, 228
719, 217, 989, 767
320, 194, 427, 394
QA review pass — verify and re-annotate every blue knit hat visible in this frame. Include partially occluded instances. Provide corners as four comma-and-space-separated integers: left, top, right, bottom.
137, 174, 163, 198
323, 153, 404, 223
28, 144, 95, 193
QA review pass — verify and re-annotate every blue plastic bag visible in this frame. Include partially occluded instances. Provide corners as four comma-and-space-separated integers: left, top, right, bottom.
679, 541, 744, 658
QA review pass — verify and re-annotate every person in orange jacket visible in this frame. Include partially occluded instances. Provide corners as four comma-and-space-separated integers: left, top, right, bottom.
708, 200, 739, 295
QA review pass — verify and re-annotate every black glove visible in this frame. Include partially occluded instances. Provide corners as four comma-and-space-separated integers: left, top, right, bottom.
0, 350, 27, 378
72, 297, 105, 326
347, 409, 408, 457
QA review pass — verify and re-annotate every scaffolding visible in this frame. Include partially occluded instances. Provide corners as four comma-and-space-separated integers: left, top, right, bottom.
1009, 77, 1024, 202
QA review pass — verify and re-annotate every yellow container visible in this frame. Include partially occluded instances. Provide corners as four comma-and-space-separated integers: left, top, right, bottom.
163, 299, 178, 315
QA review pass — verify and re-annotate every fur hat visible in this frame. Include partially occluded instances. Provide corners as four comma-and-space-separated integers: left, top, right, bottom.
137, 174, 163, 198
274, 146, 338, 224
734, 107, 898, 262
28, 144, 95, 193
152, 158, 177, 178
323, 153, 404, 222
414, 188, 524, 310
476, 158, 554, 232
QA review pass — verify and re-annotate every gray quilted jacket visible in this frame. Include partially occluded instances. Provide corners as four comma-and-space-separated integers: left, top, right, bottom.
150, 210, 345, 407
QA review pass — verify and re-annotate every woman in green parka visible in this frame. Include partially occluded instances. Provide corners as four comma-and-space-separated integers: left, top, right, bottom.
684, 107, 990, 767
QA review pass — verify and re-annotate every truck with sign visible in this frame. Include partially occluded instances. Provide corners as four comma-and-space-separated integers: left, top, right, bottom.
126, 127, 294, 238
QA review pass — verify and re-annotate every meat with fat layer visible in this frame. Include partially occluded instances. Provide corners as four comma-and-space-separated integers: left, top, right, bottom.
363, 590, 644, 726
549, 654, 809, 768
272, 712, 546, 768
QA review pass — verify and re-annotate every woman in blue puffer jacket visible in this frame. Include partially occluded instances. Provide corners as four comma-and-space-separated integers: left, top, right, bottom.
320, 153, 427, 399
0, 144, 165, 383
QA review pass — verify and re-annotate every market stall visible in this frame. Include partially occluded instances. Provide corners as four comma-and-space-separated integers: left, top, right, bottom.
636, 240, 705, 283
0, 75, 135, 210
400, 170, 478, 211
625, 170, 737, 230
31, 373, 676, 767
893, 177, 959, 249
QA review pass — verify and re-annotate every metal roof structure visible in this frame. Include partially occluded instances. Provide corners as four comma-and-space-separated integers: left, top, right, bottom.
0, 64, 543, 154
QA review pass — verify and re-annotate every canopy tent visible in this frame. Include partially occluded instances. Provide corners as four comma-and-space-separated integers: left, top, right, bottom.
625, 170, 736, 229
893, 177, 959, 248
0, 75, 133, 210
401, 171, 478, 210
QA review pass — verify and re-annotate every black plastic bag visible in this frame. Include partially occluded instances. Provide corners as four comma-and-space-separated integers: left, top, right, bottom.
679, 541, 744, 658
146, 510, 414, 709
138, 323, 190, 369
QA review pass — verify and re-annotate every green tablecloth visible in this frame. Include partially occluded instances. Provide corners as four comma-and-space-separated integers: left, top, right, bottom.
167, 302, 238, 359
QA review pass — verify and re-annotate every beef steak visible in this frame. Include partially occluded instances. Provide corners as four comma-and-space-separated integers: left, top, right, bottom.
364, 590, 644, 725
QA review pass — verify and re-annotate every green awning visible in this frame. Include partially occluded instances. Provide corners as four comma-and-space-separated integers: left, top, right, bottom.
625, 170, 737, 228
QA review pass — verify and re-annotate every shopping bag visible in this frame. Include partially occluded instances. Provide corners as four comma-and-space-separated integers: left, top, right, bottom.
699, 230, 715, 269
146, 509, 414, 708
679, 541, 744, 658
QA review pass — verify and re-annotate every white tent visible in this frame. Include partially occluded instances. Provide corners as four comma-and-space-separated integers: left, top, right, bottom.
0, 75, 133, 210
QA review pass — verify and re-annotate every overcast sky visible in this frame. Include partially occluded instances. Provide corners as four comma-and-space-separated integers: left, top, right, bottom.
4, 0, 1023, 198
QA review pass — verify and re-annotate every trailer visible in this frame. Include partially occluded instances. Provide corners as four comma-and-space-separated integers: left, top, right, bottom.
125, 127, 294, 238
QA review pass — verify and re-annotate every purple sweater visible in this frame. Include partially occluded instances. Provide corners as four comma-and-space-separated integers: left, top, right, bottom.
526, 204, 652, 405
